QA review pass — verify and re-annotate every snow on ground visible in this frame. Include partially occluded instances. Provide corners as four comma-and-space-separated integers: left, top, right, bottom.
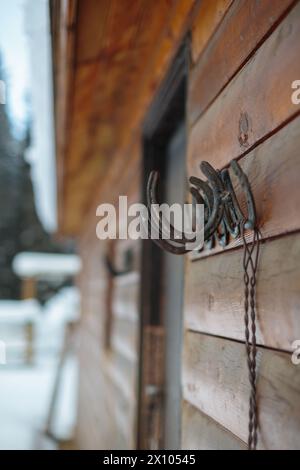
0, 287, 80, 449
0, 365, 57, 450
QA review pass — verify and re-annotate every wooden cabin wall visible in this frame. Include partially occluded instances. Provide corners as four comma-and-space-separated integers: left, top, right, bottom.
182, 0, 300, 449
71, 0, 199, 450
72, 0, 300, 450
76, 169, 141, 449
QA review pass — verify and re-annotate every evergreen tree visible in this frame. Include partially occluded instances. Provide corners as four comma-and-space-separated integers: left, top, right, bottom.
0, 53, 22, 298
0, 52, 73, 301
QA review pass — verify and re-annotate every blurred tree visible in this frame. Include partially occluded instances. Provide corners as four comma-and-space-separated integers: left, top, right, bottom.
0, 53, 74, 301
0, 54, 23, 298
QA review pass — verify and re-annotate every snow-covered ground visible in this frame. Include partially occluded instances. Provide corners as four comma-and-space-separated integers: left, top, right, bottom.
0, 287, 80, 450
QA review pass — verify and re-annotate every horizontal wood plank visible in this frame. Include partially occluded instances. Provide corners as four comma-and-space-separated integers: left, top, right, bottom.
107, 356, 136, 403
112, 330, 138, 364
58, 0, 196, 234
181, 401, 246, 450
113, 315, 138, 357
191, 0, 233, 64
188, 1, 300, 176
190, 114, 300, 259
183, 331, 300, 449
106, 364, 137, 449
112, 272, 140, 322
185, 233, 300, 351
189, 0, 295, 123
76, 0, 146, 64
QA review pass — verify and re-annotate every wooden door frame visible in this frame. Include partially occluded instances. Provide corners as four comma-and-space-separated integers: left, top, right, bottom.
136, 41, 189, 449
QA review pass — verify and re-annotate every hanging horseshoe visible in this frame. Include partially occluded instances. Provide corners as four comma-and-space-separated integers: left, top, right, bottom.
146, 159, 256, 255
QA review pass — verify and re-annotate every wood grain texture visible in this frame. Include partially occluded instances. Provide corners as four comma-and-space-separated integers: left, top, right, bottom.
74, 164, 142, 449
112, 315, 138, 360
188, 1, 300, 177
53, 0, 196, 234
108, 348, 137, 402
112, 272, 140, 322
191, 0, 233, 63
76, 325, 125, 449
139, 325, 165, 449
185, 233, 300, 351
190, 114, 300, 259
50, 0, 77, 231
76, 231, 140, 449
181, 401, 246, 450
107, 325, 138, 449
189, 0, 295, 123
183, 331, 300, 449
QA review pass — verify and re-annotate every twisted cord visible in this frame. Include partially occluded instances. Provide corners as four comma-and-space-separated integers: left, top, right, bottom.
241, 222, 261, 450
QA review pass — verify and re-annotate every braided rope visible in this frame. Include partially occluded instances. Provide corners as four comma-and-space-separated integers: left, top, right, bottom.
241, 223, 261, 450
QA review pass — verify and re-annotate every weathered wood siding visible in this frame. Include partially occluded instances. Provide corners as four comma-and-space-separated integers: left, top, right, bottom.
182, 0, 300, 449
53, 0, 300, 450
73, 0, 198, 449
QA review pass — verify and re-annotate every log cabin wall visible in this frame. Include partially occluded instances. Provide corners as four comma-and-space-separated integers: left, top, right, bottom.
182, 0, 300, 449
52, 0, 199, 449
51, 0, 300, 449
76, 183, 142, 449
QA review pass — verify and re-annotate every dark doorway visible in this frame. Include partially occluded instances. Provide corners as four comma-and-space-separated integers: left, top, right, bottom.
137, 43, 188, 450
